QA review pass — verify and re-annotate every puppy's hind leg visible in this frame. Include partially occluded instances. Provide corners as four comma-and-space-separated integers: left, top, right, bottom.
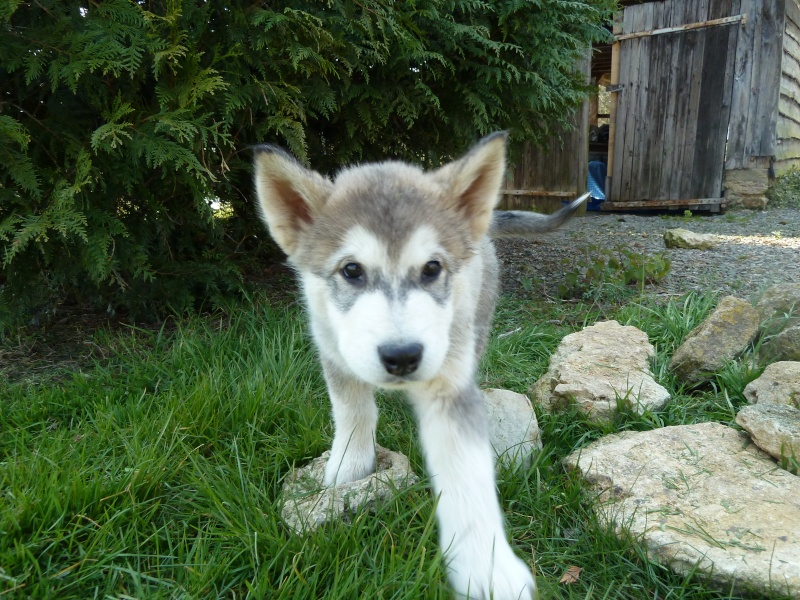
410, 384, 535, 600
322, 360, 379, 486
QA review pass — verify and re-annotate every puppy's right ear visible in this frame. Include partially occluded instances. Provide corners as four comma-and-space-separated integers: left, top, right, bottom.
252, 146, 333, 256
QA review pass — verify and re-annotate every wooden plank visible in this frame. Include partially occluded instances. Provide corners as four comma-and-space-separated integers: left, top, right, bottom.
787, 0, 800, 26
502, 189, 577, 197
668, 0, 702, 199
601, 198, 725, 211
616, 4, 639, 201
707, 0, 742, 193
727, 0, 758, 169
782, 45, 800, 82
630, 2, 655, 201
777, 115, 800, 138
625, 1, 650, 199
575, 51, 591, 205
680, 0, 711, 199
781, 74, 800, 98
752, 0, 785, 156
610, 7, 633, 201
780, 77, 800, 114
774, 137, 800, 158
605, 11, 623, 200
657, 0, 682, 200
788, 13, 800, 35
614, 14, 746, 41
497, 196, 566, 213
783, 23, 800, 59
641, 2, 668, 199
779, 91, 800, 123
605, 41, 621, 198
774, 156, 800, 173
670, 0, 704, 197
708, 0, 739, 20
692, 22, 734, 198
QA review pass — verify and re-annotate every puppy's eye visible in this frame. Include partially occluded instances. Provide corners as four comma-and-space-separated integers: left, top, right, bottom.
421, 260, 442, 282
341, 262, 365, 283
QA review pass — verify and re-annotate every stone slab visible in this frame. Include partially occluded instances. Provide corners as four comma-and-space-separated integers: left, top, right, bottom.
564, 422, 800, 597
281, 445, 418, 534
531, 320, 670, 421
483, 388, 542, 469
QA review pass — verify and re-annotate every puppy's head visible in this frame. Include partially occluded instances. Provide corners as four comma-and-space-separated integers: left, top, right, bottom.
253, 133, 507, 387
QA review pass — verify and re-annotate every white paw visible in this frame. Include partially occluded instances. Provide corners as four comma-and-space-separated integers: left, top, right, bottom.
450, 544, 536, 600
487, 550, 536, 600
323, 449, 375, 486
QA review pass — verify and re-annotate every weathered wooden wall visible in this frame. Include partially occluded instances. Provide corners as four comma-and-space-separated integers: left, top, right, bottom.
776, 0, 800, 173
725, 0, 785, 171
499, 53, 590, 214
608, 0, 741, 204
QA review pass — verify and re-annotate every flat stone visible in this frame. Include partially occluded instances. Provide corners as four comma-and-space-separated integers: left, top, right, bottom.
760, 325, 800, 363
564, 422, 800, 597
663, 228, 720, 250
736, 403, 800, 472
483, 388, 542, 468
723, 167, 769, 209
281, 446, 418, 534
756, 283, 800, 336
531, 320, 670, 421
744, 361, 800, 408
669, 296, 760, 383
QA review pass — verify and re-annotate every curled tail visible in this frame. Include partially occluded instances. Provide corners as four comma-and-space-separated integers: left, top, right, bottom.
489, 192, 590, 238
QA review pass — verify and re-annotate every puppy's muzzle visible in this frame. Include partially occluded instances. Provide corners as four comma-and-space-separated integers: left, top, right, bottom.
378, 343, 423, 376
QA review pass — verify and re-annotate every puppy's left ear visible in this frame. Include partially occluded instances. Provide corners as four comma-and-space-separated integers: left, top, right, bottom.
432, 131, 508, 240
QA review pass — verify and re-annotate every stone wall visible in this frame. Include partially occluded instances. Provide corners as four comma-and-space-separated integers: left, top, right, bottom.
722, 162, 773, 209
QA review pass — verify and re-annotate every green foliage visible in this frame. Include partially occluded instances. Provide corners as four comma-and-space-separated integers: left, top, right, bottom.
767, 169, 800, 209
0, 0, 615, 329
557, 244, 672, 300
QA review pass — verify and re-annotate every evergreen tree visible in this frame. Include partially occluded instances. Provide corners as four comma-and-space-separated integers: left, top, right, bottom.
0, 0, 614, 328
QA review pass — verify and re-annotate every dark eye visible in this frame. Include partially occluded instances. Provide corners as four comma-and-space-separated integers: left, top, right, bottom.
421, 260, 442, 282
341, 262, 365, 283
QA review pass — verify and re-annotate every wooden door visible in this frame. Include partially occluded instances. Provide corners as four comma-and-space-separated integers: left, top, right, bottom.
606, 0, 743, 209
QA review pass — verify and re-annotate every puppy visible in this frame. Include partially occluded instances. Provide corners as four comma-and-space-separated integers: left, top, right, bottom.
254, 132, 586, 599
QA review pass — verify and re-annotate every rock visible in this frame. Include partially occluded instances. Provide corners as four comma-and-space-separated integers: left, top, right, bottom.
564, 422, 800, 597
744, 361, 800, 408
760, 325, 800, 363
756, 283, 800, 336
722, 166, 770, 209
663, 228, 720, 250
483, 389, 542, 468
669, 296, 760, 383
281, 446, 418, 534
736, 403, 800, 472
530, 320, 670, 421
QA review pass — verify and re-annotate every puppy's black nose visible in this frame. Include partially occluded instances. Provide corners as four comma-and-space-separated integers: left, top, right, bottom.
378, 343, 423, 376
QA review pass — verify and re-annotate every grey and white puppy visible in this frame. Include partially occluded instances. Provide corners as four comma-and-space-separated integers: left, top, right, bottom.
253, 132, 587, 599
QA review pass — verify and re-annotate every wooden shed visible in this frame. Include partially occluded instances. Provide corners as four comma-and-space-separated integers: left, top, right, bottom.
604, 0, 800, 211
503, 0, 800, 212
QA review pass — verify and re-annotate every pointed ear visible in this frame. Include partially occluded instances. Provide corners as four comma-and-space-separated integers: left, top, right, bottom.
432, 131, 508, 240
252, 145, 333, 256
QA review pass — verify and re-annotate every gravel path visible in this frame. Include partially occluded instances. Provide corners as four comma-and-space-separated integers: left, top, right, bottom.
495, 209, 800, 302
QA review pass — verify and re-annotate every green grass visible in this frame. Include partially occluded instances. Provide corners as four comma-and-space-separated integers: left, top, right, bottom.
0, 293, 785, 599
767, 169, 800, 209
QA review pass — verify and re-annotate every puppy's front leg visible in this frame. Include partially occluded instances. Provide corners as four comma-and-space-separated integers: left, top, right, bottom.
321, 360, 379, 486
410, 384, 535, 600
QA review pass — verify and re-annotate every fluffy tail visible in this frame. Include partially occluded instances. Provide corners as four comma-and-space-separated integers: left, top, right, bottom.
489, 192, 590, 238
